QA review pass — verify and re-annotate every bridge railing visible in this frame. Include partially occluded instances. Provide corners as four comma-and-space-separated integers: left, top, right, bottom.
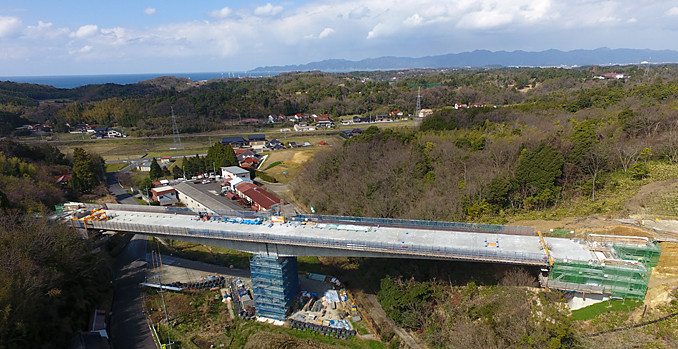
291, 214, 535, 236
88, 220, 548, 266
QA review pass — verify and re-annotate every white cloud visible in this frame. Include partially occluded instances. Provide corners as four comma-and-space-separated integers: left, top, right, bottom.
144, 8, 157, 16
404, 14, 423, 27
254, 3, 283, 16
598, 16, 621, 23
318, 27, 334, 39
0, 16, 22, 38
25, 21, 69, 39
208, 7, 232, 19
71, 24, 99, 38
6, 0, 678, 75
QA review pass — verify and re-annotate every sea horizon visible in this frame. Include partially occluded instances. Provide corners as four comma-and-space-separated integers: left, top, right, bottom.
0, 71, 278, 89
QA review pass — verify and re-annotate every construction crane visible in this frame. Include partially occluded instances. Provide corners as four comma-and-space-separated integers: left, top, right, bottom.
537, 231, 554, 266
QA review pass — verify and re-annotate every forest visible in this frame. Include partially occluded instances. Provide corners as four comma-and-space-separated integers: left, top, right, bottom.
0, 141, 110, 349
2, 65, 678, 347
0, 64, 659, 137
291, 73, 678, 222
287, 68, 678, 348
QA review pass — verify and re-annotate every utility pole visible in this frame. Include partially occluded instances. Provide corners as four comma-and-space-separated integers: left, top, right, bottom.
415, 86, 422, 118
170, 107, 184, 150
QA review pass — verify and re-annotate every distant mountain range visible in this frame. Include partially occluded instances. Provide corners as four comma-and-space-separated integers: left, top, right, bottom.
249, 48, 678, 73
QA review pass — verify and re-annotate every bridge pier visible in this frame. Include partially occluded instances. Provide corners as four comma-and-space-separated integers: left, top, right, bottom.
250, 254, 299, 319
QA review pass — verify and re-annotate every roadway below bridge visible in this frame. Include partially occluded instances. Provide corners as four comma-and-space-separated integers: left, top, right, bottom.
85, 208, 599, 267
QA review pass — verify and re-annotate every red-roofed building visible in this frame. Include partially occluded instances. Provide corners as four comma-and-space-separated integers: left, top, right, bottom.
235, 148, 254, 155
239, 157, 259, 168
234, 182, 257, 198
241, 186, 280, 211
54, 174, 72, 185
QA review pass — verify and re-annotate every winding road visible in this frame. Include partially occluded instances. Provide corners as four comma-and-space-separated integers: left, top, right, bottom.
108, 170, 157, 348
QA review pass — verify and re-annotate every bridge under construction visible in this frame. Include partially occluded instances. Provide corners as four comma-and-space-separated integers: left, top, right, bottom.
69, 203, 661, 319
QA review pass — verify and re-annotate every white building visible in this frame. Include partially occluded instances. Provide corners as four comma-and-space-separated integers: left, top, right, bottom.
221, 166, 250, 180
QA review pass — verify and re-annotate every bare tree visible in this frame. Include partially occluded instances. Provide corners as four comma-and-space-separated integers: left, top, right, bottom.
615, 141, 642, 172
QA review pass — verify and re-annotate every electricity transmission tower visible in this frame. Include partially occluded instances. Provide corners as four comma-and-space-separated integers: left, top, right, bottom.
170, 107, 184, 150
415, 86, 421, 118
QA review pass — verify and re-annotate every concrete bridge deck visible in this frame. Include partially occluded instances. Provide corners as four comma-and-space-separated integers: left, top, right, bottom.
83, 208, 599, 267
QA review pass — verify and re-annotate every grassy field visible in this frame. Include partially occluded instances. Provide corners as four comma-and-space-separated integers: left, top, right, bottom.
147, 296, 385, 349
571, 299, 643, 321
510, 162, 678, 222
149, 237, 253, 268
258, 148, 327, 184
105, 162, 128, 173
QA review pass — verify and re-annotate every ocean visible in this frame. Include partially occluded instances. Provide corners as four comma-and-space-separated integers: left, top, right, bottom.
0, 71, 278, 89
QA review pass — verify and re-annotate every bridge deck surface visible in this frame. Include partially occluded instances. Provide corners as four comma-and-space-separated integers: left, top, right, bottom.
103, 210, 597, 263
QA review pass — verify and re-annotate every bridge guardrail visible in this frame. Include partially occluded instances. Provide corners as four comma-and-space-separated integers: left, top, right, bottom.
87, 220, 548, 266
292, 214, 535, 236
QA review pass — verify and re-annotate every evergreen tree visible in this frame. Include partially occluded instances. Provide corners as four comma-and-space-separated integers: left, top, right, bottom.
149, 158, 162, 180
70, 148, 100, 193
515, 143, 564, 205
206, 142, 238, 170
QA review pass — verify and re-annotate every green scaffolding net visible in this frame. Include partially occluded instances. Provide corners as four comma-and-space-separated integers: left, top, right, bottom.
549, 259, 651, 299
613, 243, 662, 267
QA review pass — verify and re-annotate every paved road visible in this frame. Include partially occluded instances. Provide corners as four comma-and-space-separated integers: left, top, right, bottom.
108, 169, 156, 348
111, 235, 156, 348
106, 171, 137, 205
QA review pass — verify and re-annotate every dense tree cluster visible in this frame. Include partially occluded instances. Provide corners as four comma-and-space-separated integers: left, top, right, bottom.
4, 65, 677, 137
0, 214, 111, 348
70, 148, 105, 194
293, 73, 678, 221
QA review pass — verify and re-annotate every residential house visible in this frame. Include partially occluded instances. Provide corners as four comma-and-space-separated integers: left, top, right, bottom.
137, 162, 151, 172
315, 120, 334, 128
353, 115, 375, 123
93, 127, 108, 138
236, 150, 258, 162
239, 118, 261, 125
54, 174, 72, 186
159, 155, 174, 165
294, 123, 315, 132
151, 186, 178, 206
602, 73, 627, 79
221, 136, 248, 148
240, 157, 260, 169
418, 108, 433, 117
266, 139, 284, 150
248, 134, 267, 151
313, 114, 333, 123
106, 128, 125, 138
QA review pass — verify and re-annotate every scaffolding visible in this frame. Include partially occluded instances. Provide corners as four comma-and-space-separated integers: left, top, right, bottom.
548, 259, 651, 299
547, 241, 661, 300
250, 255, 299, 319
612, 243, 661, 267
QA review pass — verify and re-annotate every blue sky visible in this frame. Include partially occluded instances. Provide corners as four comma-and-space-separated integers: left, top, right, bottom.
2, 0, 678, 76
